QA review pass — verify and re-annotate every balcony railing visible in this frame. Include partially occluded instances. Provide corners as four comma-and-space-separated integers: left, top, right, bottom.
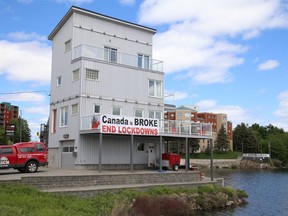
81, 115, 212, 137
73, 45, 163, 72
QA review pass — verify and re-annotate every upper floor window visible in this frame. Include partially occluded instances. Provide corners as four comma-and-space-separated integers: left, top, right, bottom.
112, 106, 122, 116
148, 80, 162, 98
72, 69, 80, 81
185, 112, 190, 117
138, 54, 150, 69
60, 106, 68, 127
104, 46, 117, 63
64, 40, 71, 52
85, 69, 99, 80
134, 109, 144, 118
71, 104, 78, 115
57, 76, 62, 87
94, 104, 100, 114
149, 111, 161, 120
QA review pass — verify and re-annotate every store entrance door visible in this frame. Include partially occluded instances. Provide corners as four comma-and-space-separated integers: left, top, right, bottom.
148, 143, 156, 167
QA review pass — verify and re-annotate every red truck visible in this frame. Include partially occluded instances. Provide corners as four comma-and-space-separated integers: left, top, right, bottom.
0, 142, 48, 173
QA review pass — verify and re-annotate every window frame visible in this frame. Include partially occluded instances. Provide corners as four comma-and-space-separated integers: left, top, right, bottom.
72, 69, 80, 81
148, 80, 162, 98
56, 76, 62, 87
104, 46, 118, 63
85, 69, 99, 81
138, 54, 150, 69
134, 109, 144, 118
71, 104, 78, 115
93, 104, 100, 114
112, 106, 122, 116
60, 106, 68, 127
64, 39, 72, 52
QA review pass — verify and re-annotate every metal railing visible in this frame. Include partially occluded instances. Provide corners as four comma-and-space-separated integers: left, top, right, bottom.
81, 115, 212, 137
73, 45, 163, 72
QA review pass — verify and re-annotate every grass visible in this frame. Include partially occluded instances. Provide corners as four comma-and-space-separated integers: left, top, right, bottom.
187, 151, 242, 159
0, 183, 247, 216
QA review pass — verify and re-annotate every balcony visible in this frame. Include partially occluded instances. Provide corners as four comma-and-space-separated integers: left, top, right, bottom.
73, 45, 163, 72
80, 115, 212, 138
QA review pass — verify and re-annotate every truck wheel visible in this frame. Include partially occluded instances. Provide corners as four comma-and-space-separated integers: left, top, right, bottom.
173, 164, 179, 171
26, 161, 38, 173
17, 168, 26, 173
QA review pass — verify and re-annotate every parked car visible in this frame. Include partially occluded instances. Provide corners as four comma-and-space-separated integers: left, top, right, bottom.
0, 142, 48, 173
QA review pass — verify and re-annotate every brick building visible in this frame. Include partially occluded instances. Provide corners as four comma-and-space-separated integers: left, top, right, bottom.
0, 102, 19, 127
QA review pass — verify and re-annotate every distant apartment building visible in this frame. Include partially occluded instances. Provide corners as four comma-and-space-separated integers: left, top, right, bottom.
0, 102, 19, 127
165, 106, 233, 152
47, 6, 212, 170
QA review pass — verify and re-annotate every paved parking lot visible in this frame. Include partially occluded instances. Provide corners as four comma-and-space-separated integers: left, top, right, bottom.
0, 167, 174, 181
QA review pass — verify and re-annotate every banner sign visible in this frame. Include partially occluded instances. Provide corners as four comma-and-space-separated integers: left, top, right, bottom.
5, 124, 15, 136
92, 114, 159, 136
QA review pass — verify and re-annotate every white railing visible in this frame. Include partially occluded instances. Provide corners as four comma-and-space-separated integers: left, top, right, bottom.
81, 115, 212, 137
243, 153, 270, 158
73, 45, 163, 72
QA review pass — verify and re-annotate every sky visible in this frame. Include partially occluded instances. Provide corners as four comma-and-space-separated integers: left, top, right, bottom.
0, 0, 288, 141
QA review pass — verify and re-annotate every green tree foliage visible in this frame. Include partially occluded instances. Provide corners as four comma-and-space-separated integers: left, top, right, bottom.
9, 118, 31, 143
0, 126, 4, 145
233, 123, 259, 153
235, 123, 288, 166
190, 138, 200, 153
215, 125, 229, 152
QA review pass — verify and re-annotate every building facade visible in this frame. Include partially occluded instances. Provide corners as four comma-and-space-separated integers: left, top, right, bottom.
48, 6, 212, 170
165, 107, 233, 152
0, 102, 19, 127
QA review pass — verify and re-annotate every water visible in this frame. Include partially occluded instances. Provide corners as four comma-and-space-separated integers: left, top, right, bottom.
200, 169, 288, 216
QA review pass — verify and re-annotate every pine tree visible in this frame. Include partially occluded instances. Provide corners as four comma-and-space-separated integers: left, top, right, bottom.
215, 124, 229, 152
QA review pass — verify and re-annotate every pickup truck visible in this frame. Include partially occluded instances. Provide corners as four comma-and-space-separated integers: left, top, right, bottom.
0, 142, 48, 173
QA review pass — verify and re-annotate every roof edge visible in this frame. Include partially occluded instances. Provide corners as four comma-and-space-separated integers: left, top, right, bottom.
48, 6, 157, 40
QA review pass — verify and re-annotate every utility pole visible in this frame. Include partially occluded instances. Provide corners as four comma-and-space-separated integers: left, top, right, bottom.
19, 110, 22, 142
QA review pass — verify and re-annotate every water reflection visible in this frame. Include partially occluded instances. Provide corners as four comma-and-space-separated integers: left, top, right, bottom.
199, 169, 288, 216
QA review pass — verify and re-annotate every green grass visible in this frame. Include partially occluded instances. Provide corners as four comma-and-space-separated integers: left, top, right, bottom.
0, 183, 247, 216
186, 151, 242, 159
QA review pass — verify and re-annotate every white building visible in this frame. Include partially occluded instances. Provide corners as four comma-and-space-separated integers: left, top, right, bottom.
48, 6, 212, 171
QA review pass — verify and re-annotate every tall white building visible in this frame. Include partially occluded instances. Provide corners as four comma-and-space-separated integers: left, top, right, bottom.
48, 6, 212, 170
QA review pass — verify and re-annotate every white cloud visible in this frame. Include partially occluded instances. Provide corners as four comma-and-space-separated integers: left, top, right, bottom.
0, 92, 46, 102
8, 32, 46, 42
139, 0, 288, 84
0, 39, 51, 84
274, 91, 288, 118
24, 106, 49, 116
195, 99, 253, 126
258, 59, 279, 71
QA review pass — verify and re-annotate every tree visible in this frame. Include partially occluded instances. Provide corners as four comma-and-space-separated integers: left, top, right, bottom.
189, 138, 200, 154
0, 126, 4, 145
214, 125, 229, 152
9, 118, 31, 143
233, 123, 259, 153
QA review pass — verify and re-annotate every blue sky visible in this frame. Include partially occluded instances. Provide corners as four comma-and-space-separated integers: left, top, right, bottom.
0, 0, 288, 141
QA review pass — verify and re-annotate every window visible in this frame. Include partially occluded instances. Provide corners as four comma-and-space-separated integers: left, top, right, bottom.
72, 69, 80, 81
177, 113, 182, 117
112, 107, 121, 116
94, 105, 100, 114
148, 80, 162, 97
65, 40, 71, 52
52, 109, 56, 133
0, 147, 13, 154
149, 111, 161, 120
35, 144, 45, 152
57, 76, 62, 86
104, 46, 117, 63
185, 112, 190, 117
60, 106, 68, 127
86, 69, 99, 80
137, 143, 145, 151
19, 147, 35, 153
63, 146, 75, 152
71, 104, 78, 115
138, 54, 150, 69
134, 109, 143, 118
